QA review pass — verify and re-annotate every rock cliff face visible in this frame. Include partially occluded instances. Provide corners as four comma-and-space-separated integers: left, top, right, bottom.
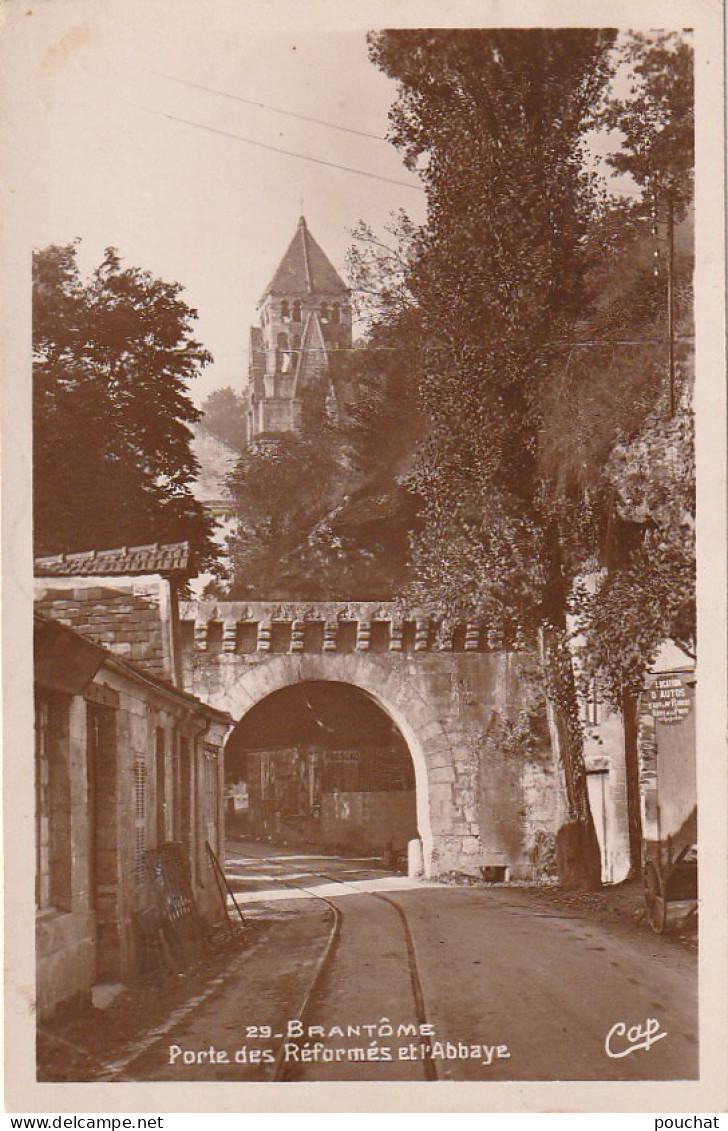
605, 394, 694, 533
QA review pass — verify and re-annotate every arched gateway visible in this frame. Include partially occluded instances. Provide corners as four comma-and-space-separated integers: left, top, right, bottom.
213, 653, 440, 873
180, 600, 564, 879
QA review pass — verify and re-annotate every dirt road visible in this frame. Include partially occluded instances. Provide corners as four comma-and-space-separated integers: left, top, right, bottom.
113, 842, 697, 1083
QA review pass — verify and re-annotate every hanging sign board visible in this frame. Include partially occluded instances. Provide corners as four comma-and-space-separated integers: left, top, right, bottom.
646, 673, 693, 724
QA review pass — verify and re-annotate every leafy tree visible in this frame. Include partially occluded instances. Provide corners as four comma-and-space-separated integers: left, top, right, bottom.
576, 393, 695, 705
225, 392, 345, 597
341, 213, 427, 483
599, 31, 693, 209
345, 209, 420, 330
33, 242, 219, 572
200, 386, 247, 453
568, 34, 694, 873
369, 28, 620, 888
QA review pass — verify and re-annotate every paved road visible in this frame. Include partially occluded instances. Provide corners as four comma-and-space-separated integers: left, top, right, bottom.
125, 841, 698, 1083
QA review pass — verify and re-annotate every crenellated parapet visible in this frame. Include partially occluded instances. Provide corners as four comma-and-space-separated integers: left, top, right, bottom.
179, 600, 517, 658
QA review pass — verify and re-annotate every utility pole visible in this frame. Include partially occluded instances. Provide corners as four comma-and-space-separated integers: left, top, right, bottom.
666, 188, 676, 416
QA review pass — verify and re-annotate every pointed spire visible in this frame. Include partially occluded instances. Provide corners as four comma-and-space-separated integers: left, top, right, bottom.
263, 218, 348, 298
299, 216, 313, 292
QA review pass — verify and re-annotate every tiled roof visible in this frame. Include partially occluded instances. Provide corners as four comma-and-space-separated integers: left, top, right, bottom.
264, 216, 348, 297
35, 541, 192, 577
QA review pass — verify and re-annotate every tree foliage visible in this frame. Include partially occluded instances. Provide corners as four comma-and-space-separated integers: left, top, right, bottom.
369, 29, 617, 614
200, 386, 247, 453
365, 29, 694, 884
571, 32, 695, 708
226, 432, 339, 593
367, 29, 621, 886
575, 393, 695, 707
345, 209, 420, 330
33, 242, 219, 571
599, 31, 694, 208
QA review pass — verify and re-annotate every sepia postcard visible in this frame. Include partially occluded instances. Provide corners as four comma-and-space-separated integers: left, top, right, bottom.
2, 0, 726, 1115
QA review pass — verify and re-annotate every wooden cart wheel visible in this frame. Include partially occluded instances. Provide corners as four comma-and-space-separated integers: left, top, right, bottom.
644, 861, 668, 934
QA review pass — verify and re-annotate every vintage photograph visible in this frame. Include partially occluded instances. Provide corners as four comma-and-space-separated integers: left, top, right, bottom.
2, 0, 725, 1112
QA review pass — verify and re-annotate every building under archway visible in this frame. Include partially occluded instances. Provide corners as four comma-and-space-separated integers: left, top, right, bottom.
225, 680, 419, 859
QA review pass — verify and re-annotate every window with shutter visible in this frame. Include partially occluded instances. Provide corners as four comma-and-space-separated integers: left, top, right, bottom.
134, 758, 147, 887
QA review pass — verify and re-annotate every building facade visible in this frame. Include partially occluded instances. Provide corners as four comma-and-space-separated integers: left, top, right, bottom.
34, 545, 232, 1018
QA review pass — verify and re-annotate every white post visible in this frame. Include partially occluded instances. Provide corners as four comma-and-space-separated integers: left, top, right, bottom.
408, 837, 424, 879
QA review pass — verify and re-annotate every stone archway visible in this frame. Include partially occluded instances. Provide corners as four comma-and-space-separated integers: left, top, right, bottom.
214, 653, 457, 877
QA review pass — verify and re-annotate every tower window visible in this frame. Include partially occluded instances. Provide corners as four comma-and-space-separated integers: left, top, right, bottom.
281, 300, 290, 321
320, 302, 329, 323
292, 300, 301, 322
277, 332, 292, 374
332, 302, 341, 324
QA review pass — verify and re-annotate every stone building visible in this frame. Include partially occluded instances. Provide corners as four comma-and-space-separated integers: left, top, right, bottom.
242, 216, 352, 442
34, 543, 231, 1018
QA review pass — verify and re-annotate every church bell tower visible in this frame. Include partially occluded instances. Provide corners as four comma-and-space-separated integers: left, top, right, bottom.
244, 217, 352, 443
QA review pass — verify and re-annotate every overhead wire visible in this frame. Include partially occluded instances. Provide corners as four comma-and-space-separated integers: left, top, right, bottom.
141, 79, 687, 362
141, 106, 424, 192
152, 71, 387, 142
209, 337, 693, 359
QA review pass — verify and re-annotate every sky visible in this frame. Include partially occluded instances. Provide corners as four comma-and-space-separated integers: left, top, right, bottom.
4, 0, 429, 404
2, 3, 695, 411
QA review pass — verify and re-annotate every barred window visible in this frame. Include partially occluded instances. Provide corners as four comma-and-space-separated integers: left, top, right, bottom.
134, 758, 147, 887
35, 697, 51, 909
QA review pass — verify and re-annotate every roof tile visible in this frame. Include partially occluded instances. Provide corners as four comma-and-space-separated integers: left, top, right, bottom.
35, 541, 192, 577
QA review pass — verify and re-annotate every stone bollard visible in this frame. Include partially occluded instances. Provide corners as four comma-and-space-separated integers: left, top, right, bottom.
408, 837, 424, 879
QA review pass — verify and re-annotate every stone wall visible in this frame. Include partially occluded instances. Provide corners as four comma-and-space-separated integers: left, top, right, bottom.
36, 575, 176, 683
179, 601, 561, 880
35, 695, 95, 1018
35, 662, 228, 1019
